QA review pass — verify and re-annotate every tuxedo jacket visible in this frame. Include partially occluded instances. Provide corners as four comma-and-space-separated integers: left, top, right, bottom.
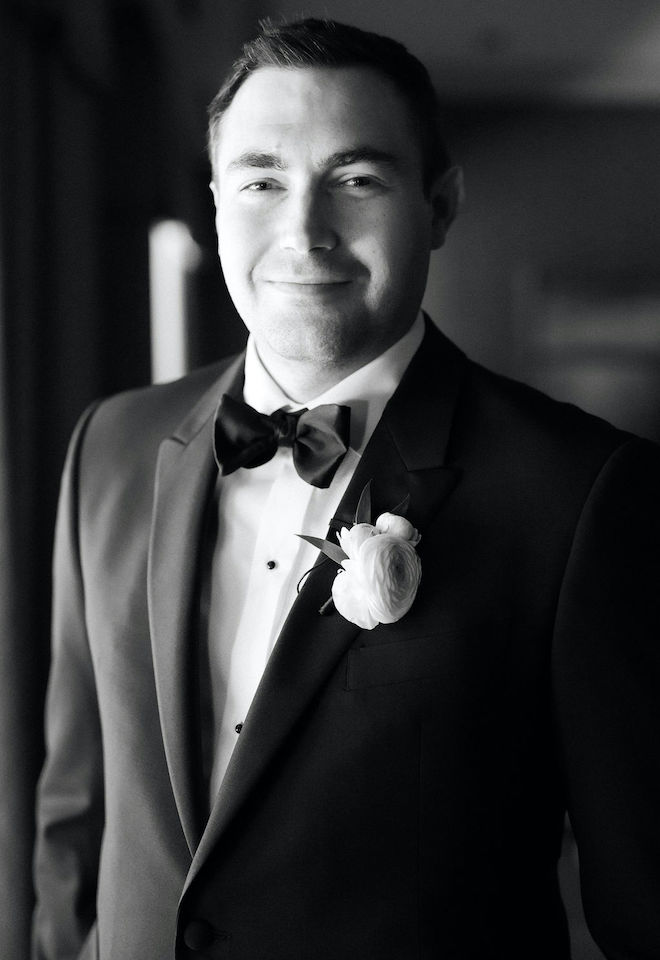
33, 320, 660, 960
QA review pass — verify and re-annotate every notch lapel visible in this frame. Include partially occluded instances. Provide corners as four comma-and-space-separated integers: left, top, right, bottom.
184, 320, 466, 885
148, 355, 244, 854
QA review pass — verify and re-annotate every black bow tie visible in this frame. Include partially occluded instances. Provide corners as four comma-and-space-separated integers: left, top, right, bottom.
213, 394, 351, 488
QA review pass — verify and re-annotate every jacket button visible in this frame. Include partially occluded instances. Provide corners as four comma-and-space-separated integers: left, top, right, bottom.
183, 918, 215, 951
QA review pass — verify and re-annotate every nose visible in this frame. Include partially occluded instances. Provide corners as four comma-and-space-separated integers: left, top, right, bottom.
279, 187, 338, 254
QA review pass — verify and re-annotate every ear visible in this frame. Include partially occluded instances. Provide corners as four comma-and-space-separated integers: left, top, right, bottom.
209, 180, 222, 253
430, 165, 464, 249
209, 180, 219, 213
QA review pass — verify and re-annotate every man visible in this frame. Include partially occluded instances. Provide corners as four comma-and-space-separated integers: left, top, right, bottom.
33, 18, 660, 960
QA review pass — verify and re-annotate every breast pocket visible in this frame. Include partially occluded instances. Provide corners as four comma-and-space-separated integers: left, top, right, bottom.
345, 621, 510, 693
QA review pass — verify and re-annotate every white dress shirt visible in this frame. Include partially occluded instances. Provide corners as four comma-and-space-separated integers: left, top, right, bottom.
207, 313, 425, 798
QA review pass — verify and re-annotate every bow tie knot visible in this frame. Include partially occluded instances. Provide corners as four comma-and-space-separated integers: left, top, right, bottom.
270, 409, 299, 448
213, 394, 351, 488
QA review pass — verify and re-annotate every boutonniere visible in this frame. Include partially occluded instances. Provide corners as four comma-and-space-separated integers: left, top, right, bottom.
298, 482, 422, 630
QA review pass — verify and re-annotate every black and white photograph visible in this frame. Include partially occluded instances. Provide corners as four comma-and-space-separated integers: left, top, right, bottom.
2, 2, 660, 958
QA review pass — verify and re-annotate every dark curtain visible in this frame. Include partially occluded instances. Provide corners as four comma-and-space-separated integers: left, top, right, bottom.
0, 3, 165, 955
0, 197, 34, 960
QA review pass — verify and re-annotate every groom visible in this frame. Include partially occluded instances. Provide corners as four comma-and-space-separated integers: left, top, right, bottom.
33, 18, 660, 960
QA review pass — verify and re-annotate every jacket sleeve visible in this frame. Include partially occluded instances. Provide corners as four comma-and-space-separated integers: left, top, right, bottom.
32, 405, 104, 960
553, 436, 660, 958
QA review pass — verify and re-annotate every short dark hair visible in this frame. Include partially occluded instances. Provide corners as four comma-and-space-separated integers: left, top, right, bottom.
207, 18, 451, 191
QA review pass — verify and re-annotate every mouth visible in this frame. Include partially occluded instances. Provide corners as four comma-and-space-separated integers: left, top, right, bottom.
264, 279, 351, 286
262, 279, 353, 296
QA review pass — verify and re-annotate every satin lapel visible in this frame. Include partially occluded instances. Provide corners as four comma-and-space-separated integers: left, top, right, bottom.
148, 354, 244, 855
184, 320, 466, 885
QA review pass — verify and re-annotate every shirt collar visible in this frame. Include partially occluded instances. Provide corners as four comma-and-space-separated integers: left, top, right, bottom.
243, 312, 425, 454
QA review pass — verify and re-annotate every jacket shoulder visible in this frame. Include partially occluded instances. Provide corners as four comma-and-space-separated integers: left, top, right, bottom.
93, 356, 237, 433
72, 355, 241, 484
457, 353, 635, 469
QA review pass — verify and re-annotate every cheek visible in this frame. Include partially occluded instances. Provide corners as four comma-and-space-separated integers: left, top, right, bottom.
355, 216, 416, 285
217, 211, 262, 283
366, 202, 423, 255
388, 202, 433, 263
360, 215, 432, 309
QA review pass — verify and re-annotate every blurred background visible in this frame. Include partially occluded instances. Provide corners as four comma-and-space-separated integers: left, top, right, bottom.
1, 1, 659, 957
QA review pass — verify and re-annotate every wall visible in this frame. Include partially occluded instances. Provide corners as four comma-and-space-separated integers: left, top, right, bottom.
424, 105, 660, 440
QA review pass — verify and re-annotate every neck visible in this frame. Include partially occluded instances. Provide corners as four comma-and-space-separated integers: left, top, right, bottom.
255, 351, 368, 403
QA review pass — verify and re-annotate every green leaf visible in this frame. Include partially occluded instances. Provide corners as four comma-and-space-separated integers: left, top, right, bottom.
297, 534, 347, 566
354, 480, 372, 524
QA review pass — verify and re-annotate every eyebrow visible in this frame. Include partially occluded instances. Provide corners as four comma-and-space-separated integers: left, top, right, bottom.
225, 146, 399, 174
323, 148, 399, 169
225, 151, 286, 173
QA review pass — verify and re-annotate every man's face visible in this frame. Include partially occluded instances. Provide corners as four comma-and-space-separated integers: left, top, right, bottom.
212, 65, 455, 382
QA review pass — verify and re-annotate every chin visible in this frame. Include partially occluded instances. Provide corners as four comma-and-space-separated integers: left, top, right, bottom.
258, 311, 370, 366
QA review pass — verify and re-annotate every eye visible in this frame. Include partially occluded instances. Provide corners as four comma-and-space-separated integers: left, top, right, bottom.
243, 180, 275, 192
341, 175, 374, 189
335, 173, 386, 195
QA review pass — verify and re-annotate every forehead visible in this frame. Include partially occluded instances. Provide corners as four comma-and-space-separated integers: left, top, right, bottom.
215, 65, 421, 169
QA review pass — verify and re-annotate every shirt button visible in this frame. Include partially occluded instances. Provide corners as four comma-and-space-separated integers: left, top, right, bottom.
266, 560, 277, 569
234, 722, 243, 734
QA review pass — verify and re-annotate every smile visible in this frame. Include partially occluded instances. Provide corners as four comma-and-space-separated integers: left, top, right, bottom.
262, 280, 353, 296
264, 279, 351, 286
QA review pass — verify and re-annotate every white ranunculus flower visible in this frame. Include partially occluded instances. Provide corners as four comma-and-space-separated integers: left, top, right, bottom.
337, 522, 376, 559
374, 512, 421, 546
331, 558, 380, 630
332, 531, 422, 629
